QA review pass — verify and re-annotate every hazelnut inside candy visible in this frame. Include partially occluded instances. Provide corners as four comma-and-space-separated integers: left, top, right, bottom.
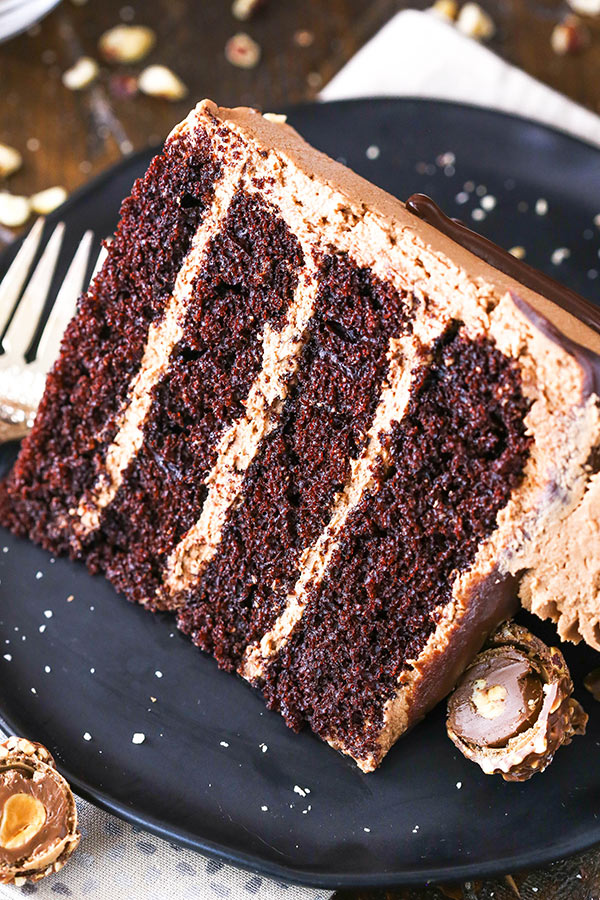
448, 648, 544, 749
0, 766, 68, 867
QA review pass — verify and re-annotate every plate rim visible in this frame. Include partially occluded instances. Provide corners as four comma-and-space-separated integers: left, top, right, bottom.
1, 96, 600, 890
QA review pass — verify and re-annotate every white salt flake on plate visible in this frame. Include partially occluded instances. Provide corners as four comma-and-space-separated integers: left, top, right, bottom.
44, 665, 51, 673
3, 654, 11, 661
132, 733, 146, 744
412, 825, 420, 833
90, 667, 95, 674
83, 732, 92, 741
293, 785, 307, 798
535, 198, 548, 215
155, 670, 163, 678
363, 827, 371, 833
39, 625, 46, 633
220, 741, 229, 748
31, 688, 36, 694
456, 781, 462, 789
259, 742, 268, 753
551, 247, 571, 265
261, 805, 268, 812
43, 610, 53, 618
366, 145, 380, 160
35, 571, 43, 579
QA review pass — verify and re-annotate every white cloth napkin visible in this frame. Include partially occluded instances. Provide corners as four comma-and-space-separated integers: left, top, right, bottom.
3, 9, 600, 900
321, 8, 600, 149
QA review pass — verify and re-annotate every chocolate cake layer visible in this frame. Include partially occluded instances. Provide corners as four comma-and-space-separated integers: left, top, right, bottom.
84, 189, 303, 605
260, 327, 532, 768
0, 128, 220, 554
177, 250, 416, 667
2, 100, 600, 772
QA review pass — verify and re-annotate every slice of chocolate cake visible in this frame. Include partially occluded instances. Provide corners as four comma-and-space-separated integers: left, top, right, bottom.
2, 100, 600, 772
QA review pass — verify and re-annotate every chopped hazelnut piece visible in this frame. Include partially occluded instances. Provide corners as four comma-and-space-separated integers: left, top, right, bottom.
99, 24, 156, 64
225, 32, 261, 68
0, 145, 23, 179
456, 3, 496, 40
30, 187, 67, 216
138, 65, 188, 101
428, 0, 459, 22
567, 0, 600, 15
231, 0, 265, 21
551, 15, 589, 54
62, 56, 99, 91
263, 113, 287, 124
0, 194, 30, 229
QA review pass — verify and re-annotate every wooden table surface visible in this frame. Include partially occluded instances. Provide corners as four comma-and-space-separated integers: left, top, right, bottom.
1, 1, 600, 897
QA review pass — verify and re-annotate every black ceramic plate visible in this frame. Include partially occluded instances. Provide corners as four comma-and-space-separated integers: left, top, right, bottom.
0, 99, 599, 890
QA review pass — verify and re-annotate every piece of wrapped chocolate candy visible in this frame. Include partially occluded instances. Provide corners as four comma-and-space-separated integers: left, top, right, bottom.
0, 737, 80, 885
447, 622, 587, 781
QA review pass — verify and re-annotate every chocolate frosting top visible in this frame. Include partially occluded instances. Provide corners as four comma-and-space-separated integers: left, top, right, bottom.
405, 193, 600, 333
406, 193, 600, 395
0, 767, 68, 866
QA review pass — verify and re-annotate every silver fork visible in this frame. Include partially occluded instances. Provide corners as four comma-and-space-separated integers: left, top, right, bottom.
0, 220, 107, 443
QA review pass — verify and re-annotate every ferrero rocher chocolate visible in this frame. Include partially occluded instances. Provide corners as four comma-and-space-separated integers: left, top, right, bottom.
0, 737, 80, 885
447, 622, 587, 781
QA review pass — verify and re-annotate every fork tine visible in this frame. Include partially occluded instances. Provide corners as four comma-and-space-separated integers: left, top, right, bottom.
90, 243, 108, 282
2, 222, 65, 359
0, 217, 45, 337
35, 230, 94, 371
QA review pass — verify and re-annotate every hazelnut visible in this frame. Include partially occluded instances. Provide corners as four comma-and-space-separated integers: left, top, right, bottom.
428, 0, 459, 22
231, 0, 265, 21
0, 794, 46, 850
99, 25, 156, 64
567, 0, 600, 14
30, 186, 67, 216
225, 32, 261, 68
551, 15, 589, 54
263, 113, 287, 124
62, 56, 99, 91
0, 144, 23, 179
471, 679, 508, 719
456, 3, 496, 40
138, 65, 188, 101
0, 194, 31, 229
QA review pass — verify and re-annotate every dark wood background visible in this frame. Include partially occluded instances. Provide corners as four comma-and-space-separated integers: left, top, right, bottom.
1, 1, 600, 896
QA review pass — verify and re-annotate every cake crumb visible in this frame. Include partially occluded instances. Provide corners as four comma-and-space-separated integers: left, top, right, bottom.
66, 595, 74, 603
132, 733, 146, 744
294, 29, 314, 47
